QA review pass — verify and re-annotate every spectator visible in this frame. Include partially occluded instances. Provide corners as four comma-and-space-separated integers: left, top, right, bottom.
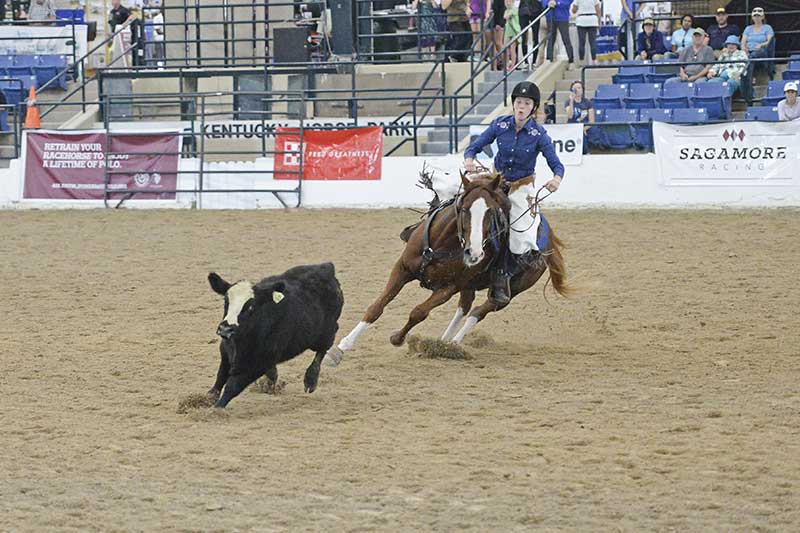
490, 0, 506, 69
741, 7, 775, 81
665, 28, 713, 84
564, 80, 594, 123
503, 0, 520, 70
443, 0, 470, 62
571, 0, 600, 66
518, 0, 543, 68
413, 0, 439, 58
777, 82, 799, 121
27, 0, 56, 22
466, 0, 490, 58
669, 14, 695, 55
706, 7, 740, 55
151, 7, 165, 68
110, 0, 131, 34
706, 35, 747, 96
636, 18, 667, 60
618, 0, 645, 59
128, 6, 145, 67
543, 0, 574, 69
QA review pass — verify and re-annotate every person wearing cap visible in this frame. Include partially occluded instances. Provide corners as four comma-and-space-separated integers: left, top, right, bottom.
707, 35, 748, 95
464, 81, 564, 304
665, 28, 714, 84
706, 7, 741, 54
777, 82, 800, 121
669, 14, 696, 55
741, 7, 776, 103
636, 18, 667, 60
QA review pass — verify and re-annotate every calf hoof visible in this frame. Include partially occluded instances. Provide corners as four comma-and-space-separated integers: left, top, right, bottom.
389, 331, 406, 346
206, 388, 221, 401
304, 367, 320, 393
323, 346, 344, 368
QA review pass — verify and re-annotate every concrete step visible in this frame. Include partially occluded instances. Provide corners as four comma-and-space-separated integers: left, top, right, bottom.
420, 141, 453, 155
482, 70, 531, 83
435, 116, 485, 126
470, 103, 500, 115
427, 129, 452, 143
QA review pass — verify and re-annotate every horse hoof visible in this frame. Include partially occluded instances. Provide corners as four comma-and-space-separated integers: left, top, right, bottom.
389, 331, 406, 346
324, 346, 344, 367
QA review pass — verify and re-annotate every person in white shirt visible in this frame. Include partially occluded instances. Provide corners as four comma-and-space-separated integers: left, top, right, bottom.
571, 0, 600, 66
151, 7, 165, 68
778, 82, 800, 121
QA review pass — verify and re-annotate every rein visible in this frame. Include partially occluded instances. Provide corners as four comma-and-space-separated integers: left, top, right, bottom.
510, 185, 551, 234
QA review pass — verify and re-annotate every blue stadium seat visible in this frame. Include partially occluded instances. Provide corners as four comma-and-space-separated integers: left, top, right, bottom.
594, 108, 638, 149
783, 61, 800, 81
762, 80, 787, 106
744, 106, 779, 121
635, 108, 672, 149
693, 82, 731, 119
0, 81, 25, 106
7, 55, 36, 78
0, 56, 14, 69
624, 83, 661, 109
790, 54, 800, 61
658, 82, 695, 109
0, 109, 8, 132
670, 107, 708, 123
613, 65, 651, 85
647, 58, 679, 83
594, 84, 628, 110
17, 75, 37, 91
34, 55, 68, 89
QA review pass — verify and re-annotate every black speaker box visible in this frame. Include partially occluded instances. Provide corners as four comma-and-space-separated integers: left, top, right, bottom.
274, 27, 310, 63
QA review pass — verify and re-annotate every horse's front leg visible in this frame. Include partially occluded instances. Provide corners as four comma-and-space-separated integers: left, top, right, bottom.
390, 286, 458, 346
441, 289, 475, 341
325, 259, 413, 366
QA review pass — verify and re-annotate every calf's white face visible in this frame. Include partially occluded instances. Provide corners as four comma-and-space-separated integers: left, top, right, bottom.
223, 281, 254, 326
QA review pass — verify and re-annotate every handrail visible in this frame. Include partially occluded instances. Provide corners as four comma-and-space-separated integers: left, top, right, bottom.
36, 17, 136, 119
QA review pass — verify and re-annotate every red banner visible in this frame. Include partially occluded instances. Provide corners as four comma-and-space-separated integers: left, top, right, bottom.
23, 131, 180, 200
274, 126, 382, 180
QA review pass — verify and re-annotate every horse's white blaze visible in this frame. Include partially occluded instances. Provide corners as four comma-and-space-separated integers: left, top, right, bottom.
224, 281, 254, 325
453, 316, 479, 343
441, 307, 465, 341
467, 197, 489, 263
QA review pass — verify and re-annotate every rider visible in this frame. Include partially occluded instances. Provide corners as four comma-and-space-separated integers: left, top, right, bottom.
463, 81, 564, 306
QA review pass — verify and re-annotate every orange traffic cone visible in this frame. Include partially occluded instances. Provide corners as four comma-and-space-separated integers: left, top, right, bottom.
24, 86, 41, 129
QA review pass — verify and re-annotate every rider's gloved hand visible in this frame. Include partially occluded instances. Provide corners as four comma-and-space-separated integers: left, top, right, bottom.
544, 175, 562, 192
464, 158, 477, 174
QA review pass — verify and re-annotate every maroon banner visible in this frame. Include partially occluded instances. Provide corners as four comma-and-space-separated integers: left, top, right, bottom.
23, 131, 180, 200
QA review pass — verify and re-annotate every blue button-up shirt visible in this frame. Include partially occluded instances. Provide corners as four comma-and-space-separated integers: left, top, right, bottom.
464, 115, 565, 182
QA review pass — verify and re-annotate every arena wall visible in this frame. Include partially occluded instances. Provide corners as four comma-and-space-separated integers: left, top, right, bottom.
3, 153, 800, 209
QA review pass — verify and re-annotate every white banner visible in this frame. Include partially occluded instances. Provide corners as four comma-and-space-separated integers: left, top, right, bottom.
468, 122, 583, 167
0, 24, 88, 61
654, 121, 800, 186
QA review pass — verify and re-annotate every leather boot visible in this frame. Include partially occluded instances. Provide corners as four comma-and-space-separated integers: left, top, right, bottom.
489, 268, 512, 305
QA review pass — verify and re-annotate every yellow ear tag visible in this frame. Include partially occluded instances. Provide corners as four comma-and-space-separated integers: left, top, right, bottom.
272, 291, 285, 304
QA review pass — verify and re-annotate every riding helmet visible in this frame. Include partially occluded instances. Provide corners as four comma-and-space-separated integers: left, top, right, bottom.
511, 81, 541, 107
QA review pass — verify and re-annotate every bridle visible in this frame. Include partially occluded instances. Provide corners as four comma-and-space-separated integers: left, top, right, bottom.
454, 185, 508, 254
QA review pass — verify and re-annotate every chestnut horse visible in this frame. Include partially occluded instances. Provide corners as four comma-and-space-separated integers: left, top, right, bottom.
325, 173, 570, 366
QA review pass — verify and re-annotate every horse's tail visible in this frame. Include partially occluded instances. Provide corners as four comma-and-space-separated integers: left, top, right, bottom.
544, 225, 575, 298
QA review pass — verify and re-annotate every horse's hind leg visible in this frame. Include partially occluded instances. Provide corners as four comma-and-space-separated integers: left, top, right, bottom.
441, 289, 475, 341
390, 286, 458, 346
326, 260, 412, 366
452, 262, 547, 343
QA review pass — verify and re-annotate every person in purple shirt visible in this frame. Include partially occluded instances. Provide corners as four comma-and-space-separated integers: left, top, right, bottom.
542, 0, 574, 67
464, 81, 564, 304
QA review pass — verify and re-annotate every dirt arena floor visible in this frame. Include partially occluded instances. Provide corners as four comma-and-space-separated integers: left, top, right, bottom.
1, 208, 799, 531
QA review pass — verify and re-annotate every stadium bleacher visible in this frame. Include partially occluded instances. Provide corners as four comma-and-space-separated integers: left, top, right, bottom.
591, 81, 730, 119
